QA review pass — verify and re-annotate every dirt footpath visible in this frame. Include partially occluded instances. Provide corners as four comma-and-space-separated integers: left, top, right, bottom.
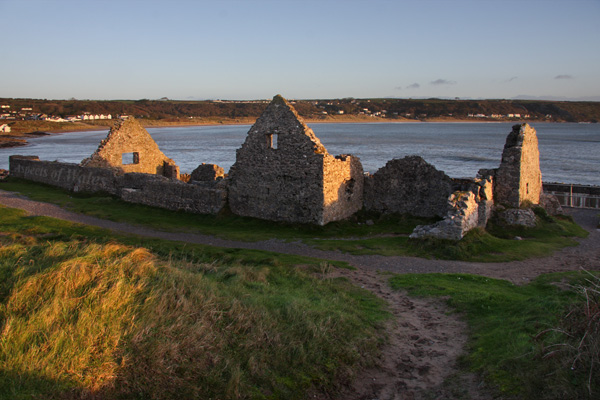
330, 267, 492, 400
1, 189, 597, 284
1, 189, 598, 399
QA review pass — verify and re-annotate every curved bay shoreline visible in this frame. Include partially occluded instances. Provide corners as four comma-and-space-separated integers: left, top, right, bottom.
0, 115, 562, 148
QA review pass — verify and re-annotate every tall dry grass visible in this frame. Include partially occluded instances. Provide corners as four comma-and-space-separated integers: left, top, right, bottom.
0, 229, 387, 399
535, 271, 600, 399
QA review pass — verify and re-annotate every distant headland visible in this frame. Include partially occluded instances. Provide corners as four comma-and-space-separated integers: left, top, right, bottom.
1, 97, 599, 147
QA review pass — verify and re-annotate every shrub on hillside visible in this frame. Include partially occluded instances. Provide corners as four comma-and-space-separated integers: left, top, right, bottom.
535, 272, 600, 399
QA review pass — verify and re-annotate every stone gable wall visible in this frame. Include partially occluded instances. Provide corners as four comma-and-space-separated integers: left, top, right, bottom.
229, 95, 362, 225
494, 123, 542, 207
81, 118, 179, 178
229, 148, 326, 224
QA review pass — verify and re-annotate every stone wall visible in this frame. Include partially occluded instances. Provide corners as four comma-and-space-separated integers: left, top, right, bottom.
496, 208, 537, 227
406, 123, 547, 240
8, 99, 553, 235
475, 174, 495, 227
494, 123, 542, 207
408, 175, 495, 240
323, 155, 364, 223
410, 191, 481, 241
228, 95, 363, 225
9, 155, 119, 195
191, 163, 225, 182
81, 118, 179, 178
120, 178, 227, 215
363, 156, 454, 217
9, 156, 226, 214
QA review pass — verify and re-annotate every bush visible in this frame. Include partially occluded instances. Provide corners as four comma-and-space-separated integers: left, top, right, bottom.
535, 271, 600, 398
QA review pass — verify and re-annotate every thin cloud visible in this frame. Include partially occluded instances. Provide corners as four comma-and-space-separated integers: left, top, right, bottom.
555, 74, 574, 80
506, 76, 518, 82
431, 79, 456, 86
406, 83, 420, 89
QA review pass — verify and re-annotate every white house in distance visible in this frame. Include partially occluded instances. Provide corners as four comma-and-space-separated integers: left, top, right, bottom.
0, 124, 11, 133
80, 113, 112, 121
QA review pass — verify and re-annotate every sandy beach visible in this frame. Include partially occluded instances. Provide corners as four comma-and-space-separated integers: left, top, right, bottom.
0, 115, 546, 149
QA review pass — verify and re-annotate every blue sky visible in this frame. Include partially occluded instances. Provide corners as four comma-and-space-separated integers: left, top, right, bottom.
1, 0, 599, 101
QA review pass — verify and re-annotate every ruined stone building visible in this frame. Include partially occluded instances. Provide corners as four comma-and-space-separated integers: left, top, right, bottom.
361, 154, 496, 240
228, 95, 363, 225
409, 123, 542, 239
81, 118, 179, 179
9, 117, 226, 215
9, 95, 551, 240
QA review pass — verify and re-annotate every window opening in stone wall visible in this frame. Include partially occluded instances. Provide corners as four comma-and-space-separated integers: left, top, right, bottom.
268, 133, 278, 149
122, 152, 140, 165
345, 178, 355, 200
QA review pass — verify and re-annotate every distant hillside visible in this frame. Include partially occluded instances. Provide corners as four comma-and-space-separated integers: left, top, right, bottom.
1, 97, 599, 123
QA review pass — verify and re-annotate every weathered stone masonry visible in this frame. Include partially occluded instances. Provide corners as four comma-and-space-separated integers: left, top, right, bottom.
228, 95, 363, 225
493, 123, 542, 207
82, 118, 180, 179
9, 118, 227, 215
408, 123, 542, 239
8, 95, 551, 240
9, 155, 119, 195
363, 156, 455, 218
9, 156, 227, 215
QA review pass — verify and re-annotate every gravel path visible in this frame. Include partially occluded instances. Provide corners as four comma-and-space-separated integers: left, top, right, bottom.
1, 189, 598, 284
1, 188, 598, 399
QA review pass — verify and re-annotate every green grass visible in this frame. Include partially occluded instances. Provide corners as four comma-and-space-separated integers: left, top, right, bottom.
0, 205, 346, 270
0, 179, 432, 241
0, 205, 389, 399
389, 271, 600, 399
0, 178, 589, 262
306, 216, 587, 261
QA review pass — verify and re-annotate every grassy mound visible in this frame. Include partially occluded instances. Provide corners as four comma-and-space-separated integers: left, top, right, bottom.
0, 207, 388, 399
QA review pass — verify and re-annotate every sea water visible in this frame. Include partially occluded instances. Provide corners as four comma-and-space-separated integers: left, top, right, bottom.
1, 122, 598, 185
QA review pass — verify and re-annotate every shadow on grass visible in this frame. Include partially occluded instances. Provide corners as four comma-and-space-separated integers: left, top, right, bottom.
0, 178, 590, 262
